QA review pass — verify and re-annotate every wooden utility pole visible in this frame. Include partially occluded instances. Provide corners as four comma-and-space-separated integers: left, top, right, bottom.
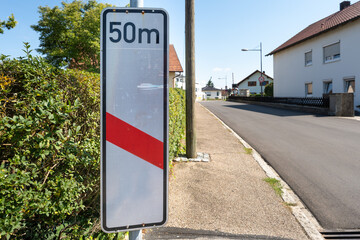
185, 0, 196, 158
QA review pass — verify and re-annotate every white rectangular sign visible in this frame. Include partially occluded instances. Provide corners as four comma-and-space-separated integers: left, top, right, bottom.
100, 8, 168, 233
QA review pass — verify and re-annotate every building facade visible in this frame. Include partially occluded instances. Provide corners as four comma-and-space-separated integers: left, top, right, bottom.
268, 1, 360, 111
169, 44, 183, 88
236, 70, 273, 95
195, 83, 206, 101
202, 86, 222, 100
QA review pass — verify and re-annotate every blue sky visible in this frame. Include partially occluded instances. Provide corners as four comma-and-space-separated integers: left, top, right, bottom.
0, 0, 346, 88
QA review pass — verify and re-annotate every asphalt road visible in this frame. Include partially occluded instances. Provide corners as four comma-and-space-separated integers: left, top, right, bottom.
201, 101, 360, 230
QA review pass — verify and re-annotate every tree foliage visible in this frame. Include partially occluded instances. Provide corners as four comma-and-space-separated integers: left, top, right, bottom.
206, 78, 214, 88
0, 14, 17, 34
264, 82, 274, 97
31, 0, 112, 72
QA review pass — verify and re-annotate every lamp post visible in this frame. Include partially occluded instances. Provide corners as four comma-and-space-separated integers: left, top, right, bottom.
218, 76, 227, 89
242, 42, 264, 96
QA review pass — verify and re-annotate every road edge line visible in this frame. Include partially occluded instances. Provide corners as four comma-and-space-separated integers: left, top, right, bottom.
200, 103, 324, 240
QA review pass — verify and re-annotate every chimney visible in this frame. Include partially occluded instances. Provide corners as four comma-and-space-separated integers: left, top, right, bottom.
340, 1, 351, 11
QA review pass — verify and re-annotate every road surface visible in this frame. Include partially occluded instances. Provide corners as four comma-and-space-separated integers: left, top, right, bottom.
201, 101, 360, 230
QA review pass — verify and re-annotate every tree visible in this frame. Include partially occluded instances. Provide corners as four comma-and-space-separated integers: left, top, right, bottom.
31, 0, 112, 72
206, 77, 214, 88
264, 82, 273, 96
0, 14, 17, 34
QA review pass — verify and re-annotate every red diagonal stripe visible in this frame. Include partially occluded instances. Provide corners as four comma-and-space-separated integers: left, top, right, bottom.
106, 112, 163, 169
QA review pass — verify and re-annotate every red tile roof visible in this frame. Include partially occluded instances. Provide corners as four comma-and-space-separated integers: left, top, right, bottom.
169, 44, 183, 72
267, 1, 360, 56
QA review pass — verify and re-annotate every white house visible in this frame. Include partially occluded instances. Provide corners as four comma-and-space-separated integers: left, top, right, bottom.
169, 44, 184, 88
202, 86, 222, 100
195, 83, 206, 101
173, 75, 205, 101
236, 70, 273, 95
267, 1, 360, 111
174, 74, 185, 89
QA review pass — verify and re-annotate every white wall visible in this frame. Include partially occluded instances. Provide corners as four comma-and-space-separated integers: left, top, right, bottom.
238, 71, 273, 94
174, 75, 185, 89
195, 83, 205, 101
169, 71, 176, 88
204, 90, 222, 99
174, 81, 205, 100
273, 20, 360, 108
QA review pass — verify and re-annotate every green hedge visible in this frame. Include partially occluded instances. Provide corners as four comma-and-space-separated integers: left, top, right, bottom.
264, 82, 273, 97
169, 88, 186, 160
0, 54, 121, 239
0, 52, 185, 239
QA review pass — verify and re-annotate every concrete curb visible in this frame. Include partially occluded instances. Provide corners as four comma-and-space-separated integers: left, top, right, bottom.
200, 104, 325, 240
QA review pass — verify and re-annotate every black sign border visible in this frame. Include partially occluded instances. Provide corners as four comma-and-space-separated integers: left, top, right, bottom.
101, 8, 169, 233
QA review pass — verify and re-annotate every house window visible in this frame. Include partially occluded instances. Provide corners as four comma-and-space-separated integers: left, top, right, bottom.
217, 91, 219, 96
305, 51, 312, 66
323, 81, 333, 94
248, 81, 257, 86
206, 92, 211, 97
305, 83, 313, 96
323, 42, 340, 63
344, 78, 355, 93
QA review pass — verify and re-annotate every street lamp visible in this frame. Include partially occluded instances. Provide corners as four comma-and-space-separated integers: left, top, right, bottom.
218, 76, 227, 89
242, 42, 264, 96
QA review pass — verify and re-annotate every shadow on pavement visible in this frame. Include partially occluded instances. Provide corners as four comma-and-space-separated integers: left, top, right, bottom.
144, 227, 296, 240
222, 103, 328, 118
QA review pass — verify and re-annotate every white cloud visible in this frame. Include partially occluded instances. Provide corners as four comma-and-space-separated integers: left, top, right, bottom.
212, 67, 223, 72
212, 67, 232, 72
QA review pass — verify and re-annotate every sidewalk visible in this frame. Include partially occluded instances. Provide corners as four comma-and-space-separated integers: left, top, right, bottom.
144, 102, 310, 240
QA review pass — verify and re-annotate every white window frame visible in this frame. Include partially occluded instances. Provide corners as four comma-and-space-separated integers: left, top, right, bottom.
323, 41, 341, 64
344, 77, 355, 93
305, 50, 313, 66
323, 80, 333, 94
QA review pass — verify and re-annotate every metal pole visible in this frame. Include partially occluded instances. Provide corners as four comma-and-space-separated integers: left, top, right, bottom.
128, 2, 144, 239
185, 0, 196, 158
130, 0, 143, 7
129, 229, 142, 240
260, 42, 263, 96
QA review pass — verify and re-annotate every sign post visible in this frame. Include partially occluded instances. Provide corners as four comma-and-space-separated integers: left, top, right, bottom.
258, 76, 265, 84
259, 75, 265, 96
100, 7, 169, 234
